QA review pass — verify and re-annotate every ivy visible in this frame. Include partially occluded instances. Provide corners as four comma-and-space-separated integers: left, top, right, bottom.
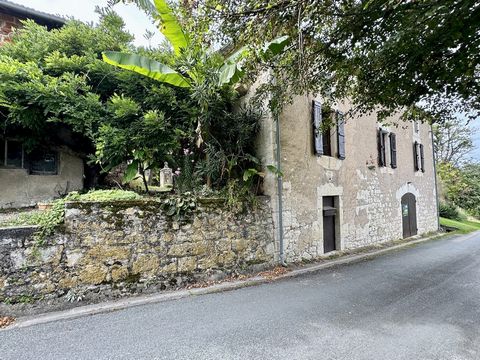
161, 192, 197, 222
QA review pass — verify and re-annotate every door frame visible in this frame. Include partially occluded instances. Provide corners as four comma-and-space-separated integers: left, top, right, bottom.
401, 192, 417, 238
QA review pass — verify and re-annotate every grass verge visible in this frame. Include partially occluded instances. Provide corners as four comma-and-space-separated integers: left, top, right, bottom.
440, 217, 480, 234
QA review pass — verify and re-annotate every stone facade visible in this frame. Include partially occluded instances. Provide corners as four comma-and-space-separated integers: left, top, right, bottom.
256, 95, 439, 262
0, 198, 274, 314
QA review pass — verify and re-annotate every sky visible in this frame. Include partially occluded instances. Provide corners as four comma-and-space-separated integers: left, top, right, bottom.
14, 0, 162, 47
11, 1, 480, 161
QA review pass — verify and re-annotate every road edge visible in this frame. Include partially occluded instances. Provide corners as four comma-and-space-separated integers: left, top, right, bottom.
2, 230, 470, 331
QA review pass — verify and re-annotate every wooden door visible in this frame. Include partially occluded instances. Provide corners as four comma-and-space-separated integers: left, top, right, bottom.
323, 196, 336, 253
401, 193, 417, 238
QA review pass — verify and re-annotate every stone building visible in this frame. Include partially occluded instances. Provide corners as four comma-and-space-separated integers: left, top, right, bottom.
256, 94, 440, 262
0, 1, 84, 208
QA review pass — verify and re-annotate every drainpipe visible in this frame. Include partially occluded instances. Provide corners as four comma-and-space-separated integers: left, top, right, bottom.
431, 125, 440, 231
271, 74, 286, 266
275, 110, 286, 266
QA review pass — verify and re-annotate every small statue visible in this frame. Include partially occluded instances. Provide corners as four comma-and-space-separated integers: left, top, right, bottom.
160, 162, 173, 188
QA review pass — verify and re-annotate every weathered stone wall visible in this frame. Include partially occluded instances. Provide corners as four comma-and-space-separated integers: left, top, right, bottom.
256, 94, 439, 262
0, 198, 274, 314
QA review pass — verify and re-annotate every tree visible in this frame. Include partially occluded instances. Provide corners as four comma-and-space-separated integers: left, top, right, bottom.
104, 0, 288, 187
438, 162, 480, 218
199, 0, 480, 120
0, 9, 190, 189
433, 119, 474, 166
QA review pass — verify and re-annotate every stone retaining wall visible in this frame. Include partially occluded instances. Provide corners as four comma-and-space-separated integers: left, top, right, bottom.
0, 198, 274, 315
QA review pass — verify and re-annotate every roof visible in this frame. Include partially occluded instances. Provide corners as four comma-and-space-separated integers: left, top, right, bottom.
0, 0, 65, 28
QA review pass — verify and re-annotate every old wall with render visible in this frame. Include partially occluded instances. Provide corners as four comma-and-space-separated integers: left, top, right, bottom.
256, 95, 439, 262
0, 150, 84, 209
0, 198, 274, 314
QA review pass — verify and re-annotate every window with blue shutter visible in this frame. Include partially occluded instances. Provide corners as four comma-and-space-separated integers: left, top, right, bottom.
419, 143, 425, 172
378, 129, 387, 166
389, 133, 397, 168
312, 100, 323, 156
337, 111, 346, 160
413, 141, 420, 171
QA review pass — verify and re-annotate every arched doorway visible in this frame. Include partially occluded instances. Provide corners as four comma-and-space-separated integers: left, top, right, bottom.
401, 193, 417, 238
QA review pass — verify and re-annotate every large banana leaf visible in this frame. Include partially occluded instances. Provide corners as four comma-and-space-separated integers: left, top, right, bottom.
260, 35, 290, 60
218, 47, 250, 86
218, 36, 290, 86
153, 0, 189, 56
102, 51, 190, 88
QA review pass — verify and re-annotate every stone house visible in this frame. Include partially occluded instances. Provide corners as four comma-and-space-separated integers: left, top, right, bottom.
256, 93, 439, 262
0, 1, 84, 209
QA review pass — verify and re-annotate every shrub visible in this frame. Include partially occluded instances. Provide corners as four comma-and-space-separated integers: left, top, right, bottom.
439, 202, 461, 220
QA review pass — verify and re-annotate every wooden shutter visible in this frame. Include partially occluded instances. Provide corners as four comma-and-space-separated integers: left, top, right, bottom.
312, 100, 323, 156
337, 111, 346, 160
378, 129, 386, 166
413, 141, 419, 171
420, 144, 425, 172
389, 133, 397, 168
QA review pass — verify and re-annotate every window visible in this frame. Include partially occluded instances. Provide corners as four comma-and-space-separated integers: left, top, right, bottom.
0, 138, 58, 175
413, 141, 425, 172
378, 129, 388, 166
312, 100, 333, 156
419, 143, 425, 172
389, 133, 397, 168
28, 150, 58, 175
312, 100, 323, 156
0, 139, 23, 168
312, 101, 345, 160
337, 112, 346, 160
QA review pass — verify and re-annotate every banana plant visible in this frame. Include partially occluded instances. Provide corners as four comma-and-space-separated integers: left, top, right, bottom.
103, 0, 289, 89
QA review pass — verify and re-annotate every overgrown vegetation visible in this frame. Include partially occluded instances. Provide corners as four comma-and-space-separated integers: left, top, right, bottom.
438, 162, 480, 219
0, 5, 269, 201
439, 202, 462, 221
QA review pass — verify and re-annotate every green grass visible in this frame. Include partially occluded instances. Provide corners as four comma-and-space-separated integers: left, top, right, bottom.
440, 217, 480, 234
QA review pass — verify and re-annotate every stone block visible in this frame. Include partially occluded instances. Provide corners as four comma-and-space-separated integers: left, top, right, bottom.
85, 245, 130, 264
111, 265, 129, 282
132, 254, 160, 275
177, 257, 196, 273
160, 261, 177, 274
79, 265, 108, 285
66, 250, 83, 267
59, 276, 79, 289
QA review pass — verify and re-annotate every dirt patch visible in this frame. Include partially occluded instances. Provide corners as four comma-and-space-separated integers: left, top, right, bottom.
185, 267, 291, 290
257, 266, 290, 280
0, 316, 15, 328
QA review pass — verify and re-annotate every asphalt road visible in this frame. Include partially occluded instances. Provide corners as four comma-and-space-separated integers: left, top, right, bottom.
2, 232, 480, 360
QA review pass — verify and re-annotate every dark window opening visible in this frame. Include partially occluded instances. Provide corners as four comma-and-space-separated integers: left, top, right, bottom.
322, 127, 332, 156
0, 139, 23, 168
413, 141, 420, 171
419, 143, 425, 172
27, 150, 58, 175
378, 129, 387, 167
